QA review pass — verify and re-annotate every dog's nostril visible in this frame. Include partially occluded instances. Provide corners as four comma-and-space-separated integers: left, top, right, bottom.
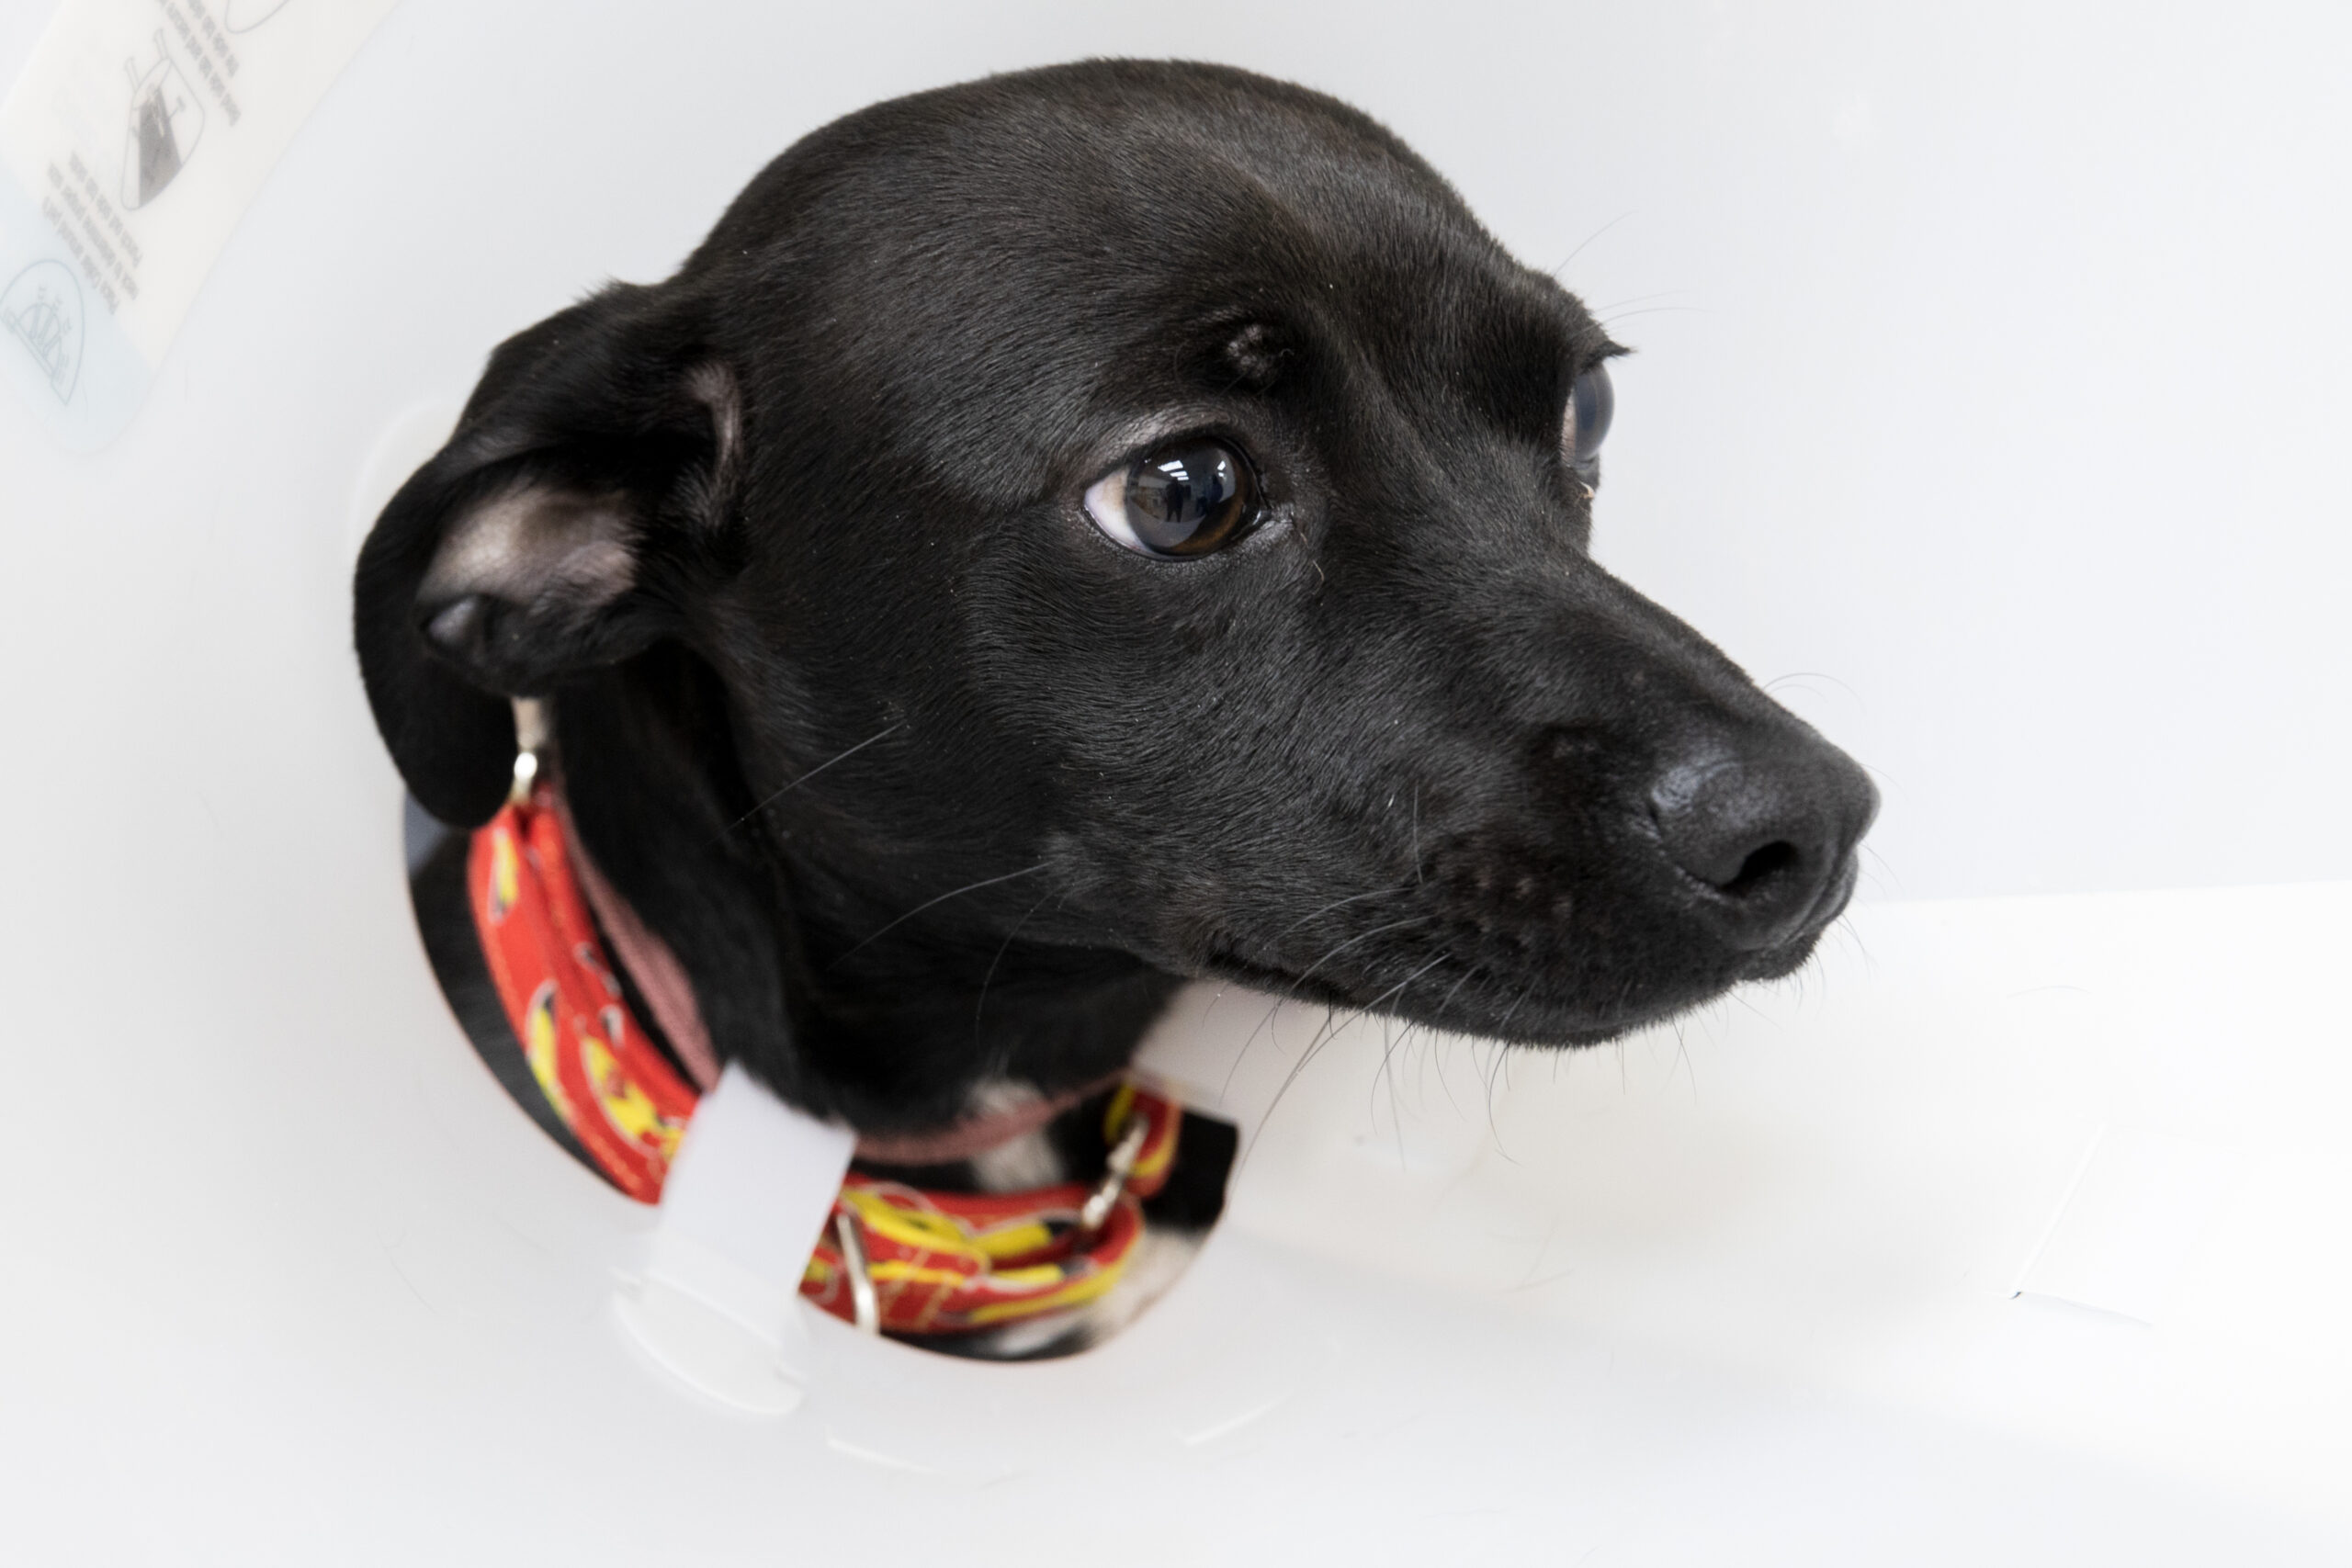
1723, 839, 1800, 897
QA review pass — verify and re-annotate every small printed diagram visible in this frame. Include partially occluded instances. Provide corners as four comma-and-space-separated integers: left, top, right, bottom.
121, 30, 205, 210
224, 0, 295, 31
1, 260, 85, 403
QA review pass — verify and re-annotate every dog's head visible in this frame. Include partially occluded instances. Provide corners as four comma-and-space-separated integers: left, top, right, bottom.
357, 60, 1874, 1082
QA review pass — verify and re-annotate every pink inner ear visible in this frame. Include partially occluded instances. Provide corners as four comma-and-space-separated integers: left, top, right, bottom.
419, 484, 639, 610
553, 788, 722, 1094
548, 536, 637, 603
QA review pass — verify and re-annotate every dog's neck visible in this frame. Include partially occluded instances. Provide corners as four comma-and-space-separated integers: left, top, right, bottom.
547, 646, 1178, 1137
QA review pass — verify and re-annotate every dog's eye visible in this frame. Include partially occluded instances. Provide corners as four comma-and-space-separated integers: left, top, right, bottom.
1084, 439, 1258, 558
1561, 363, 1614, 489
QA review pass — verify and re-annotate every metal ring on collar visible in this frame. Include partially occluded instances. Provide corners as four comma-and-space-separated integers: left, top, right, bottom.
831, 1205, 880, 1335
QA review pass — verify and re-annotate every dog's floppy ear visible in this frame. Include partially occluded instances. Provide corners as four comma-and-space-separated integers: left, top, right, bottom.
354, 284, 739, 826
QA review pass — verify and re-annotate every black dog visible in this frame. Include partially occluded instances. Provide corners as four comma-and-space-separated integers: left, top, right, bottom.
359, 60, 1875, 1351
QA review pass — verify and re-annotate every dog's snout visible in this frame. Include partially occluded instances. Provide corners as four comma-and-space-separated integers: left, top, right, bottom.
1648, 737, 1879, 951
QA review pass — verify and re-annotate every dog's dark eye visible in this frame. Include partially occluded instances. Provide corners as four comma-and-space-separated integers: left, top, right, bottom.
1083, 439, 1258, 558
1561, 363, 1614, 490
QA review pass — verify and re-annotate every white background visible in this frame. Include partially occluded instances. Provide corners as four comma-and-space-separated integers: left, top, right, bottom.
5, 8, 2351, 1560
10, 0, 2345, 901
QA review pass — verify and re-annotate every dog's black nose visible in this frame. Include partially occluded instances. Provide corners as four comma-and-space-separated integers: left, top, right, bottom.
1648, 737, 1878, 951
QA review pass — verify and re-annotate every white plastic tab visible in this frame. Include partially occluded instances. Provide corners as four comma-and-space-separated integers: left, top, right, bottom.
613, 1062, 856, 1414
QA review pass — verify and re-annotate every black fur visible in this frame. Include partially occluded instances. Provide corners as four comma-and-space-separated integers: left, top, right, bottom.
359, 61, 1877, 1159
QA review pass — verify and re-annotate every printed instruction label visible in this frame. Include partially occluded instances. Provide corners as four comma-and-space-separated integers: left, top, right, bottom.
0, 0, 396, 449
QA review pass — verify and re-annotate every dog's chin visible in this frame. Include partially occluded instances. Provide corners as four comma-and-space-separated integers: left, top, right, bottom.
1551, 919, 1844, 1042
1454, 921, 1839, 1048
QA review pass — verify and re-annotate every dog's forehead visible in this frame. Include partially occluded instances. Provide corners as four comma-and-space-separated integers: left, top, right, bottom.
704, 63, 1598, 456
744, 62, 1486, 264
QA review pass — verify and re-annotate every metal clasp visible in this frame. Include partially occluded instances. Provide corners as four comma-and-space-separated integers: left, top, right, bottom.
509, 697, 548, 806
831, 1206, 880, 1335
1077, 1111, 1149, 1235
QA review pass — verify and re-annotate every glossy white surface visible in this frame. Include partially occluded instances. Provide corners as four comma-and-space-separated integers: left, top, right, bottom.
5, 834, 2348, 1560
4, 3, 2348, 1562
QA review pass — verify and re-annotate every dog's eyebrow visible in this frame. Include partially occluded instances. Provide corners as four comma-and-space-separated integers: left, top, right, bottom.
1442, 299, 1597, 439
1513, 267, 1622, 360
1218, 321, 1291, 389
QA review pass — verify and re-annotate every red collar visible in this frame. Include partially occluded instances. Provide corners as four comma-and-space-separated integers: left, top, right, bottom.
467, 782, 1181, 1336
